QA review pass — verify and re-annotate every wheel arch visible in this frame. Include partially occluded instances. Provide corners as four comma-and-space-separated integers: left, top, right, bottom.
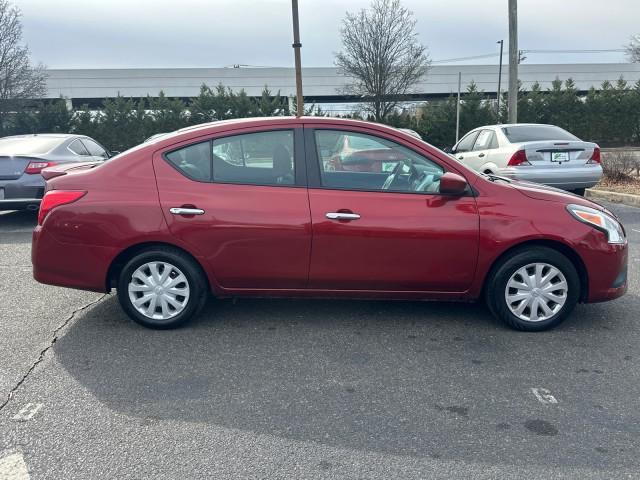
106, 241, 212, 293
482, 239, 589, 303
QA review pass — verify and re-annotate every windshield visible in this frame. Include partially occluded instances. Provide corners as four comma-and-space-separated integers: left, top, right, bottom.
0, 136, 63, 155
502, 125, 579, 143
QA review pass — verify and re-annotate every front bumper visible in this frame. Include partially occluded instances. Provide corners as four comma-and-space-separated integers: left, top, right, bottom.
579, 236, 628, 303
498, 164, 603, 190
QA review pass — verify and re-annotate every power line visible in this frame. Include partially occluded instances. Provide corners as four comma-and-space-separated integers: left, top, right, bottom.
521, 49, 626, 54
432, 48, 626, 64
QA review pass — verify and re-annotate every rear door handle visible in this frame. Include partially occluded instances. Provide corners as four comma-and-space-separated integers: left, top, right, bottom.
457, 155, 464, 160
326, 212, 361, 221
478, 153, 485, 158
170, 207, 205, 215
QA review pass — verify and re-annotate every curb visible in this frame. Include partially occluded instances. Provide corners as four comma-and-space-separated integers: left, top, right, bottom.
586, 189, 640, 208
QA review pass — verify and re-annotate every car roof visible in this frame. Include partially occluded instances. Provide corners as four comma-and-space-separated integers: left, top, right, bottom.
1, 133, 80, 140
151, 116, 421, 145
473, 123, 557, 130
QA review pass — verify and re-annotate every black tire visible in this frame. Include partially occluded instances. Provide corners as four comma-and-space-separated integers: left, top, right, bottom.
572, 188, 586, 196
485, 247, 580, 331
117, 247, 208, 329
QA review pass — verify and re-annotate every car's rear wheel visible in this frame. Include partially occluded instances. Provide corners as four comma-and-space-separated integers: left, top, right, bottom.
117, 247, 208, 329
485, 247, 580, 331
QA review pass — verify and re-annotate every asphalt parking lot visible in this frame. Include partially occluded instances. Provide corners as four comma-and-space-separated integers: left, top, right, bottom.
0, 202, 639, 479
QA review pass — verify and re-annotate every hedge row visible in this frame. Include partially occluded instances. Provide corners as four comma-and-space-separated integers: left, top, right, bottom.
2, 78, 640, 152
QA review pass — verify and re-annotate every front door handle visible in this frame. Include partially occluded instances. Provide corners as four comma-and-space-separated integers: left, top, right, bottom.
478, 153, 485, 158
457, 155, 464, 160
326, 212, 361, 221
170, 207, 205, 215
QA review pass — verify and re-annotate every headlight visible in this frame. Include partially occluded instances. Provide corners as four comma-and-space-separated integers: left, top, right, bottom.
567, 204, 626, 244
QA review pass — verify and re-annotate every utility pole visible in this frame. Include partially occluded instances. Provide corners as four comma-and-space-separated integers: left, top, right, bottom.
507, 0, 518, 123
456, 72, 461, 143
496, 39, 503, 117
291, 0, 304, 117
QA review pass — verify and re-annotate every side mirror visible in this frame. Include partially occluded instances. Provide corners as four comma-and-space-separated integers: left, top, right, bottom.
439, 172, 468, 195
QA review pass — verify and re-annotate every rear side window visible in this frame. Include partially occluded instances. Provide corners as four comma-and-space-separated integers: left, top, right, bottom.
211, 130, 294, 186
502, 125, 579, 143
165, 141, 211, 182
82, 138, 108, 158
68, 139, 89, 156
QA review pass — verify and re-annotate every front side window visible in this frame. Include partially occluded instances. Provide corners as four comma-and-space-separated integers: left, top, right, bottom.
165, 141, 211, 182
455, 131, 479, 153
212, 130, 294, 186
315, 130, 444, 194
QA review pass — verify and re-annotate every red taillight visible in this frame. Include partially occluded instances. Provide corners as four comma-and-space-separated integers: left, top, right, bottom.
588, 147, 601, 164
37, 190, 86, 225
25, 161, 57, 174
507, 149, 530, 166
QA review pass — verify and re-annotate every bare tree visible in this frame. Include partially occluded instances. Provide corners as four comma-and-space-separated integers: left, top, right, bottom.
0, 0, 46, 129
626, 34, 640, 63
335, 0, 429, 122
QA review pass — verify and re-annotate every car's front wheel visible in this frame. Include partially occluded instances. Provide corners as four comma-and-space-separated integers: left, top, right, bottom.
486, 247, 580, 331
117, 247, 208, 329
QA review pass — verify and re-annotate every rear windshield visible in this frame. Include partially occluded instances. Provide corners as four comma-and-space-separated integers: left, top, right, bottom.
0, 136, 62, 155
501, 125, 579, 143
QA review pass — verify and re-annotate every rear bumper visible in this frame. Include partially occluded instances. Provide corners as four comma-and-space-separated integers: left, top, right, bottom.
0, 198, 41, 210
32, 225, 114, 292
0, 175, 45, 210
497, 165, 603, 190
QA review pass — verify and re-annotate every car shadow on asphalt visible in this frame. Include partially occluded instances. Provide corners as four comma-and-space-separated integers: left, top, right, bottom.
52, 293, 640, 469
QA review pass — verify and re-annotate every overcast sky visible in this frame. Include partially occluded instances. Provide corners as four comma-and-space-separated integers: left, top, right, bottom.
15, 0, 639, 69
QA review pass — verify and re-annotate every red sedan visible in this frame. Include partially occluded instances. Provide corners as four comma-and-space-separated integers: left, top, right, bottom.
32, 117, 628, 331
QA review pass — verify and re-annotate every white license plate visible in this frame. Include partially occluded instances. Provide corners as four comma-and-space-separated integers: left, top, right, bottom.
551, 151, 570, 162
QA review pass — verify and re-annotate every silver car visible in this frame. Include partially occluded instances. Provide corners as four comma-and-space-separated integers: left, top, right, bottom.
450, 124, 603, 195
0, 134, 110, 211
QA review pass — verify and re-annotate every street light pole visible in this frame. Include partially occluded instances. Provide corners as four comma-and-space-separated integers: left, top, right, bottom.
507, 0, 518, 123
496, 39, 503, 118
291, 0, 304, 117
456, 72, 461, 143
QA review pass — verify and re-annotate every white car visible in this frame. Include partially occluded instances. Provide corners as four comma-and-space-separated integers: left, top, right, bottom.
449, 124, 603, 195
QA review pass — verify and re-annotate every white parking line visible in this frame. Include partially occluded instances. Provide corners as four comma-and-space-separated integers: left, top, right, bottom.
632, 229, 640, 234
12, 403, 43, 422
531, 388, 558, 405
0, 452, 30, 479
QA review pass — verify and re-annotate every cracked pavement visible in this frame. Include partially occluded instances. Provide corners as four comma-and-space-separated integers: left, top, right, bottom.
0, 203, 639, 479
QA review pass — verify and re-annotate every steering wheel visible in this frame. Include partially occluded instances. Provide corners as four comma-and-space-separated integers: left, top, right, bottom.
381, 160, 418, 190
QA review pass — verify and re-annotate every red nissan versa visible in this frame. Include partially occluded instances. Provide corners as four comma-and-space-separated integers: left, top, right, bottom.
31, 117, 628, 331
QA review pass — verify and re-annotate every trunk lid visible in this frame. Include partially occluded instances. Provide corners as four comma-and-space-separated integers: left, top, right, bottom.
520, 141, 597, 167
0, 156, 35, 180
